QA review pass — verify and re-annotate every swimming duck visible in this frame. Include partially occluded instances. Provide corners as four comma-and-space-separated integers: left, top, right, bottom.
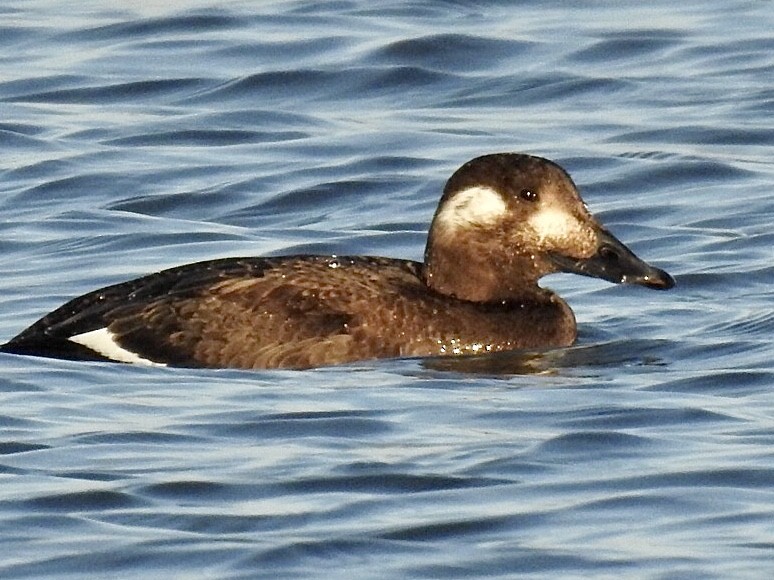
0, 153, 674, 369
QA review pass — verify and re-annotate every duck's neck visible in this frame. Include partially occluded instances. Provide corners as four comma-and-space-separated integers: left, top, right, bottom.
422, 242, 544, 303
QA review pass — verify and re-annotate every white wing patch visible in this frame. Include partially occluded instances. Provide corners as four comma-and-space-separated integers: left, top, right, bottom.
528, 207, 586, 243
434, 186, 507, 230
69, 328, 167, 367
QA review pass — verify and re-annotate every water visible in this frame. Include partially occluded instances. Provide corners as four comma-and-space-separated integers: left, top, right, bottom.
1, 0, 772, 577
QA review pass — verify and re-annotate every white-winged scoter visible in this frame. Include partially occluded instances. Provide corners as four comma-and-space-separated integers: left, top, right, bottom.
1, 153, 674, 369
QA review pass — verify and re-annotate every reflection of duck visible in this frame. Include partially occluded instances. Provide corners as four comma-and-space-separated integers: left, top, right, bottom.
1, 153, 674, 369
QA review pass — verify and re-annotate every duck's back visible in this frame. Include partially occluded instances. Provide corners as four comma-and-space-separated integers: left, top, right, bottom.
1, 255, 576, 369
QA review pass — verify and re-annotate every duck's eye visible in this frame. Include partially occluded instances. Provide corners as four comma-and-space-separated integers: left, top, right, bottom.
519, 189, 539, 202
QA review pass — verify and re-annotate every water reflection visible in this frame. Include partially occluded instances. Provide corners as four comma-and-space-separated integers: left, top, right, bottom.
420, 339, 672, 376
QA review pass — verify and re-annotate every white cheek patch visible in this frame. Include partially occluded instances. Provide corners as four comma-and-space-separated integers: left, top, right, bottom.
69, 328, 167, 367
528, 207, 587, 244
435, 186, 507, 230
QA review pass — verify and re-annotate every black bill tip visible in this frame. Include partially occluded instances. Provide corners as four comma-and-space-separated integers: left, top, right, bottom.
622, 264, 675, 290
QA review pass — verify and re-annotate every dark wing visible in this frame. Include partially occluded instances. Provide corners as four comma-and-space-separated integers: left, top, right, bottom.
1, 258, 270, 362
106, 269, 359, 368
1, 256, 366, 368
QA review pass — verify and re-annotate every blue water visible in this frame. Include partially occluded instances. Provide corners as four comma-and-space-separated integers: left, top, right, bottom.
1, 0, 773, 577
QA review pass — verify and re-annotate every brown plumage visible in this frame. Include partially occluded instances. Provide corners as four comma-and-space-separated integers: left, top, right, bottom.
1, 153, 674, 369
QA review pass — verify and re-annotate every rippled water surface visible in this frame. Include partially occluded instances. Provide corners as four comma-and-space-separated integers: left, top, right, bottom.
1, 1, 773, 578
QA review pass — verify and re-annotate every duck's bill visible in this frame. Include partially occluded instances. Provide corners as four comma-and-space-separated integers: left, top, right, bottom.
550, 229, 675, 290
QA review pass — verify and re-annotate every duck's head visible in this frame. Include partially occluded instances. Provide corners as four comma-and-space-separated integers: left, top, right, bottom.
423, 153, 674, 302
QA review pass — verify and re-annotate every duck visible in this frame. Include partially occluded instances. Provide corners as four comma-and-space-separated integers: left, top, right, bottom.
0, 153, 674, 370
